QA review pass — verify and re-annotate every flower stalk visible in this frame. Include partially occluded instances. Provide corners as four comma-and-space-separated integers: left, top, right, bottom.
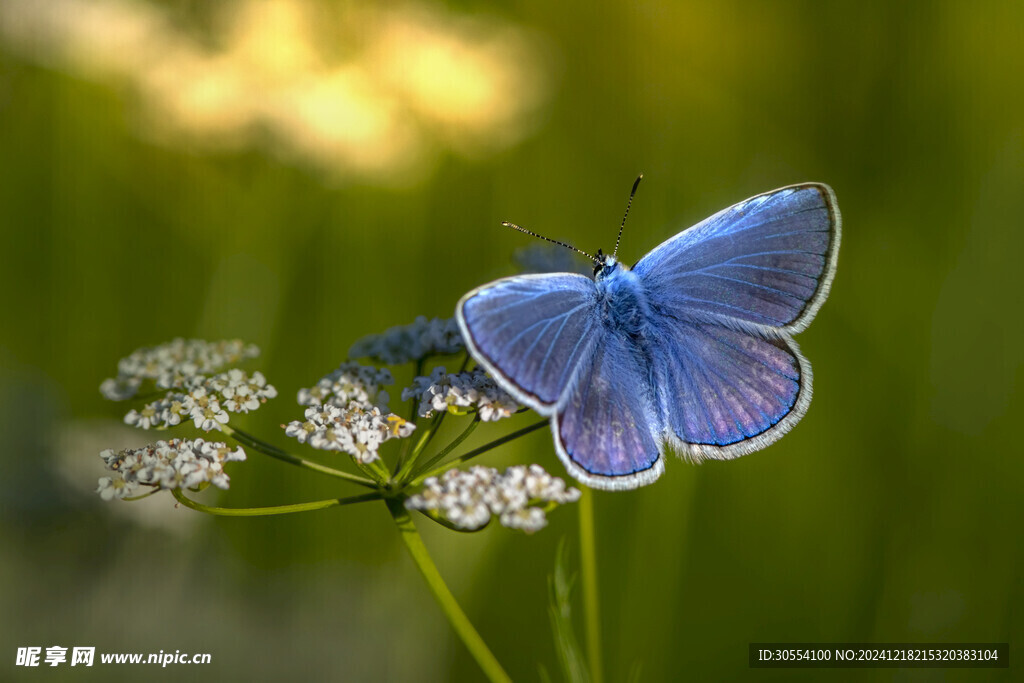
171, 488, 381, 516
404, 416, 480, 483
412, 419, 548, 484
228, 426, 377, 488
386, 497, 512, 683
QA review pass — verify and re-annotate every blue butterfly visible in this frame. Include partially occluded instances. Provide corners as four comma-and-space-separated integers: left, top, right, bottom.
456, 181, 841, 490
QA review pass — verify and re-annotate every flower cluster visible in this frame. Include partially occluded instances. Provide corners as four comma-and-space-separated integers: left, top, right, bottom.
349, 316, 464, 365
297, 362, 392, 411
123, 369, 277, 432
401, 367, 521, 421
100, 338, 260, 400
284, 402, 415, 464
405, 465, 581, 533
96, 438, 246, 500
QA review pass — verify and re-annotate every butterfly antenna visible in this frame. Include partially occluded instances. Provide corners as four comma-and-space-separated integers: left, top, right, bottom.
500, 221, 597, 263
612, 174, 643, 259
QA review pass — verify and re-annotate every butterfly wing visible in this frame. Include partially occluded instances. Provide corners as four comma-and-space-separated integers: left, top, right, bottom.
458, 272, 665, 490
633, 183, 840, 334
648, 317, 809, 460
634, 183, 839, 461
456, 273, 601, 410
553, 328, 665, 490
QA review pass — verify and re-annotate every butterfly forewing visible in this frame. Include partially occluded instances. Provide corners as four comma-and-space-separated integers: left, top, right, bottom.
456, 273, 601, 409
633, 184, 840, 333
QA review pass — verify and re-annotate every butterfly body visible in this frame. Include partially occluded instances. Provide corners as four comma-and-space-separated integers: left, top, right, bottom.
594, 258, 651, 338
457, 183, 840, 490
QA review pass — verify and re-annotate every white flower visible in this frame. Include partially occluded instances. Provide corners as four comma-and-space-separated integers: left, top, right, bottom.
121, 371, 277, 433
447, 498, 492, 530
200, 369, 278, 417
124, 406, 159, 430
283, 401, 414, 464
297, 362, 392, 410
123, 392, 192, 430
402, 367, 520, 420
96, 474, 133, 501
208, 368, 277, 410
100, 338, 261, 400
349, 316, 464, 365
100, 376, 142, 401
189, 396, 230, 432
405, 464, 579, 533
95, 438, 246, 499
499, 507, 548, 532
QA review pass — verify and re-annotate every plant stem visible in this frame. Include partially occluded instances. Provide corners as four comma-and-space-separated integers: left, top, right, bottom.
122, 489, 160, 502
406, 417, 480, 482
395, 358, 429, 474
171, 488, 381, 516
354, 456, 391, 485
412, 419, 547, 484
579, 487, 604, 683
396, 412, 445, 479
386, 498, 511, 683
226, 426, 377, 489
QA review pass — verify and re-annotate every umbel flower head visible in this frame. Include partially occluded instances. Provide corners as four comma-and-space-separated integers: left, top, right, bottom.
97, 438, 246, 500
100, 338, 260, 400
100, 339, 277, 433
123, 369, 277, 432
297, 361, 393, 411
402, 367, 521, 421
406, 465, 581, 533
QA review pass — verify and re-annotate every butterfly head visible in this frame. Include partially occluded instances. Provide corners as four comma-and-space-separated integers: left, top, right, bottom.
593, 249, 624, 280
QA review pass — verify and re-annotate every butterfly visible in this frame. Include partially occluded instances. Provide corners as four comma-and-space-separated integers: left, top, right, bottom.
456, 180, 840, 490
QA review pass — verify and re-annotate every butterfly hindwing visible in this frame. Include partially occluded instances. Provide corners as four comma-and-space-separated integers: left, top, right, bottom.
456, 273, 601, 409
553, 330, 665, 490
633, 183, 840, 333
648, 316, 810, 461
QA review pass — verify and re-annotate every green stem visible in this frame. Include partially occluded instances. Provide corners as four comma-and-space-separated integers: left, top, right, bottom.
413, 509, 491, 534
369, 457, 392, 482
226, 426, 377, 489
406, 417, 480, 482
412, 419, 547, 484
122, 489, 160, 502
354, 456, 391, 485
397, 412, 445, 479
171, 488, 381, 516
396, 357, 429, 473
579, 487, 604, 683
385, 498, 511, 683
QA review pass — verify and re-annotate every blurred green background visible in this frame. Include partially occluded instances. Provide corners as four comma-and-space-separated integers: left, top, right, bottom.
1, 0, 1020, 681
